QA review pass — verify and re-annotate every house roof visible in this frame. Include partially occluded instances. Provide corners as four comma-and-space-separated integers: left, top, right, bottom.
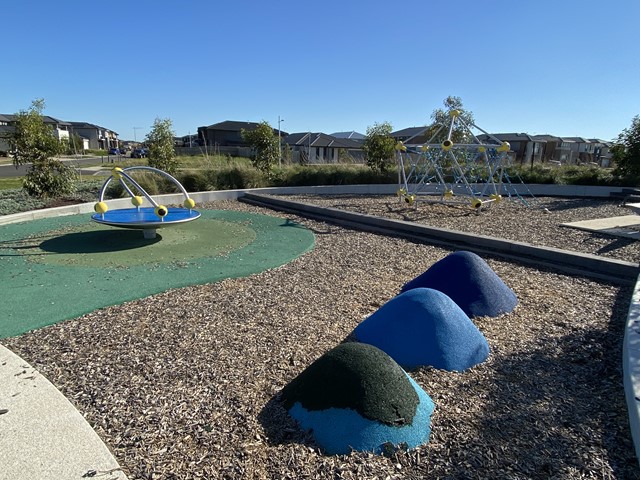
69, 121, 118, 136
284, 132, 362, 149
562, 137, 590, 143
481, 133, 535, 142
392, 127, 427, 138
330, 131, 365, 141
531, 134, 561, 141
202, 120, 263, 131
0, 114, 71, 126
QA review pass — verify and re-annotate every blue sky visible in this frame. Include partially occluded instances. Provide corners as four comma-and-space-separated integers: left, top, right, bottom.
1, 0, 638, 142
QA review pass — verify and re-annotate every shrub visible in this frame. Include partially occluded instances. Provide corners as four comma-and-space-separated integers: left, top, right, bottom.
104, 171, 176, 199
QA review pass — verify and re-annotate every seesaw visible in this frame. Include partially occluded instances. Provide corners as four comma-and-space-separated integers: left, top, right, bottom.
92, 166, 200, 239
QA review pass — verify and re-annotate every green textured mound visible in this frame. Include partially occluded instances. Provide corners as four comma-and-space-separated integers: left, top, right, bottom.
281, 342, 419, 426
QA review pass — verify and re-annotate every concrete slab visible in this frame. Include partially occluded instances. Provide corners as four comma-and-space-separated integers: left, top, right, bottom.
627, 203, 640, 216
0, 345, 127, 480
561, 215, 640, 240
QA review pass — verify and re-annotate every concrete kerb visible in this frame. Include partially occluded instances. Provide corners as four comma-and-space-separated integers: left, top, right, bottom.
240, 193, 640, 284
625, 277, 640, 465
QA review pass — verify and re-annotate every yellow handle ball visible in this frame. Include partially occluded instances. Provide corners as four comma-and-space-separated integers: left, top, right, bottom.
94, 202, 108, 214
471, 199, 482, 209
497, 142, 511, 152
184, 198, 196, 209
442, 140, 454, 151
131, 196, 144, 207
154, 205, 168, 218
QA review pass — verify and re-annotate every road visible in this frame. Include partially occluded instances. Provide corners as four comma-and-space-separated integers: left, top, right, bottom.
0, 156, 119, 177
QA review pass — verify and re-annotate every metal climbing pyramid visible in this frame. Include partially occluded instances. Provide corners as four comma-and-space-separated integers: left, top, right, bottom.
396, 109, 534, 209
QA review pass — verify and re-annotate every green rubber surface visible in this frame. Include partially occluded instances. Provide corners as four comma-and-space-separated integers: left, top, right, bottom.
0, 210, 315, 338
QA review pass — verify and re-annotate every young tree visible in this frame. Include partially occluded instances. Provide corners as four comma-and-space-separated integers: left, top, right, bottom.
145, 118, 179, 174
7, 98, 76, 198
424, 96, 476, 144
241, 121, 279, 174
612, 115, 640, 177
363, 121, 396, 173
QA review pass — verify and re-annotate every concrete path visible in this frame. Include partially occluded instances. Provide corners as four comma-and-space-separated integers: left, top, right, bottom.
0, 345, 128, 480
561, 215, 640, 240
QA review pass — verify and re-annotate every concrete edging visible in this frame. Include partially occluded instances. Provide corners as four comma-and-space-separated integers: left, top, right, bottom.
625, 276, 640, 465
240, 192, 639, 284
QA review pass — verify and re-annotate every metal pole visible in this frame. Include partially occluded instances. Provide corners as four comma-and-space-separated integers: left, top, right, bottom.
278, 116, 284, 167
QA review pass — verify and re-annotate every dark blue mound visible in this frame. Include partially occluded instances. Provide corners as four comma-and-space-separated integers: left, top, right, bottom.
401, 251, 518, 318
353, 288, 490, 371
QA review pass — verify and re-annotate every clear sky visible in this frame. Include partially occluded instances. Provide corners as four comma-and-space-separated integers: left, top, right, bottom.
1, 0, 638, 142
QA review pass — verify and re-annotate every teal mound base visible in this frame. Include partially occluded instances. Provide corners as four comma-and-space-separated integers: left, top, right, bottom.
353, 288, 490, 371
281, 342, 434, 455
0, 210, 315, 338
401, 251, 518, 318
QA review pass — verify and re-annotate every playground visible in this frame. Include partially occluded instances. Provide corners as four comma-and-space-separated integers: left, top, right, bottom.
1, 193, 637, 479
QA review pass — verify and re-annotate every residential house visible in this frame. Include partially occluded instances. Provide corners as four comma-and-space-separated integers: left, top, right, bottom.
478, 133, 545, 164
69, 122, 119, 150
536, 136, 583, 164
561, 137, 598, 163
283, 132, 364, 164
0, 114, 71, 153
589, 138, 614, 167
197, 120, 285, 147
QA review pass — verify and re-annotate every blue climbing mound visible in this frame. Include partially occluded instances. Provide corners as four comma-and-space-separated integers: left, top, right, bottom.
353, 288, 490, 371
401, 251, 518, 318
280, 342, 435, 455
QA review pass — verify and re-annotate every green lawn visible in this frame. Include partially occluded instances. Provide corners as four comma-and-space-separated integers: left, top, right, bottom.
0, 177, 23, 190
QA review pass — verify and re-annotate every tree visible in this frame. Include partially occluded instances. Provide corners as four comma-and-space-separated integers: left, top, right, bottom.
612, 115, 640, 177
146, 117, 179, 174
424, 96, 476, 144
7, 98, 76, 198
362, 122, 396, 173
241, 121, 279, 174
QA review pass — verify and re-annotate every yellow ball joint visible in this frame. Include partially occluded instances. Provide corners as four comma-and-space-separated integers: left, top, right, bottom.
131, 196, 144, 207
111, 167, 124, 179
395, 141, 407, 152
154, 205, 168, 218
471, 198, 483, 209
490, 194, 502, 202
442, 140, 454, 151
396, 188, 407, 198
94, 202, 108, 214
444, 190, 454, 198
184, 198, 196, 209
497, 142, 511, 152
420, 145, 430, 152
449, 109, 460, 118
478, 146, 486, 153
404, 194, 416, 206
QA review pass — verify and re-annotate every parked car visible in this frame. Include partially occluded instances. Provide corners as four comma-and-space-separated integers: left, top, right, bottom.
108, 148, 120, 155
131, 148, 147, 158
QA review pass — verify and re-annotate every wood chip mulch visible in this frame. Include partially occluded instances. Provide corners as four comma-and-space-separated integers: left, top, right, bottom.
2, 197, 639, 479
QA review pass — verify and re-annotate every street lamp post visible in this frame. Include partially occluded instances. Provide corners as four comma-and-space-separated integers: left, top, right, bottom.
133, 127, 143, 143
278, 116, 284, 167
